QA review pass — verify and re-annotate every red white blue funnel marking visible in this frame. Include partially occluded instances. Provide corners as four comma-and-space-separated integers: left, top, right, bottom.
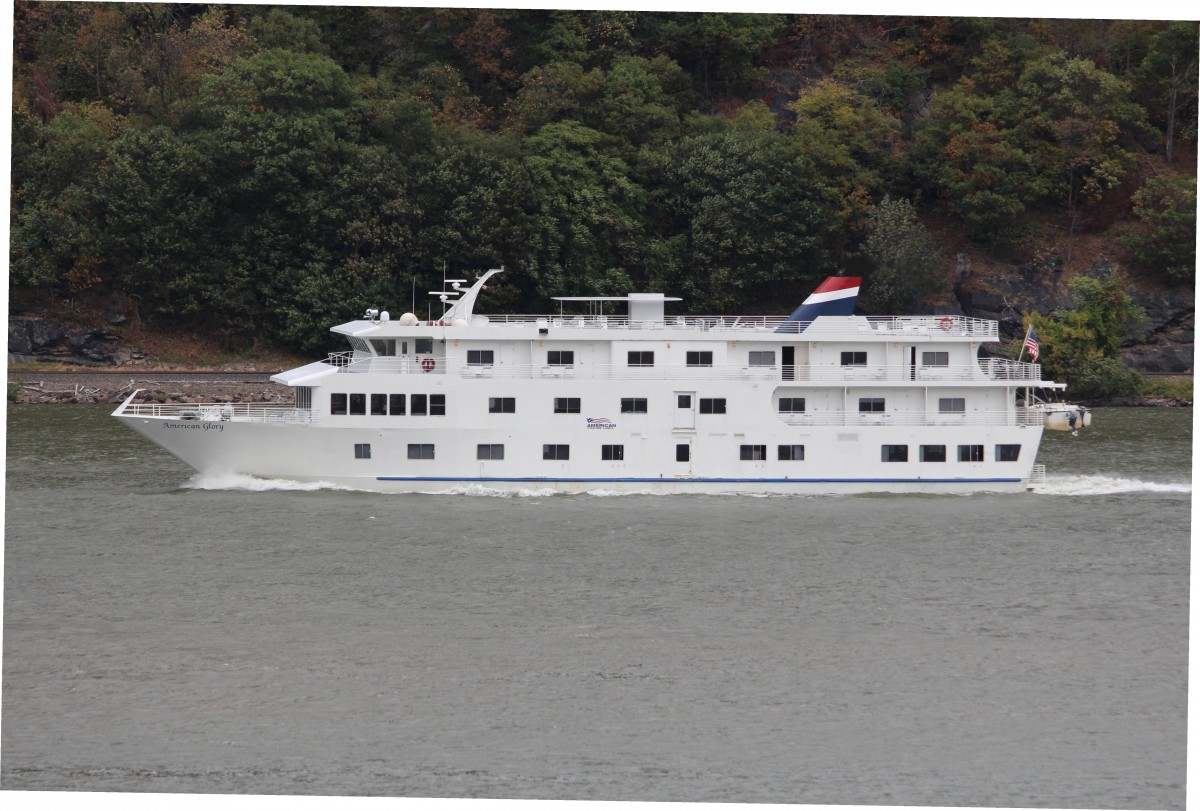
778, 276, 861, 331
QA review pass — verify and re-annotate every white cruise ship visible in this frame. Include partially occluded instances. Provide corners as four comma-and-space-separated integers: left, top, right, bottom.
113, 268, 1074, 494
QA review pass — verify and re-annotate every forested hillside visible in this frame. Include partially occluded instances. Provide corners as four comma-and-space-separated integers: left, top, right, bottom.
10, 5, 1198, 366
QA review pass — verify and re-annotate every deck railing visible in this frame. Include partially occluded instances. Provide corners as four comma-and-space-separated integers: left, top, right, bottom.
780, 409, 1044, 427
117, 402, 314, 423
322, 356, 1043, 383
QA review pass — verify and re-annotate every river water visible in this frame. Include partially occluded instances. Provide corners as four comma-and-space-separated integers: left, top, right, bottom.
2, 405, 1191, 808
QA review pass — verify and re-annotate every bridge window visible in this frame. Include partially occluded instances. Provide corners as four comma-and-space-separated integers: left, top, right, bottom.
370, 394, 387, 415
370, 339, 396, 356
411, 394, 427, 415
349, 393, 366, 415
489, 397, 515, 413
687, 351, 713, 367
881, 445, 908, 462
415, 338, 433, 354
407, 444, 434, 460
778, 445, 805, 461
477, 444, 504, 460
389, 394, 406, 415
330, 393, 348, 415
430, 394, 446, 416
841, 351, 867, 366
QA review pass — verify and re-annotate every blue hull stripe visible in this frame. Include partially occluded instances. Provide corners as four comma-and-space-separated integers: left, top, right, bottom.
376, 476, 1022, 484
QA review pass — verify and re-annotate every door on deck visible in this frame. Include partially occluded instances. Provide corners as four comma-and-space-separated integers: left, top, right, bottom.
782, 346, 795, 381
674, 392, 696, 429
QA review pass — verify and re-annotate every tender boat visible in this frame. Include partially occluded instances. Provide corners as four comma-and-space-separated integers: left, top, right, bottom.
113, 269, 1079, 493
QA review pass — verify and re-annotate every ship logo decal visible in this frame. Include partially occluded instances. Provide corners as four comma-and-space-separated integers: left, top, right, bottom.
586, 417, 617, 429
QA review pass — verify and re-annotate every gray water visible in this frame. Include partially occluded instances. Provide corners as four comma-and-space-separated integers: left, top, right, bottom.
2, 405, 1191, 807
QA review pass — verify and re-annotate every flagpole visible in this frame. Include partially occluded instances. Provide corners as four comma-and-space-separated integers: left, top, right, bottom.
1017, 325, 1029, 364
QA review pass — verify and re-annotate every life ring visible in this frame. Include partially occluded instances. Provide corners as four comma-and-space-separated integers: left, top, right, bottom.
420, 357, 436, 373
938, 317, 954, 332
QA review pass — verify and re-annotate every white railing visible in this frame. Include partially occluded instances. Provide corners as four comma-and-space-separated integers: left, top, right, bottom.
419, 313, 999, 339
118, 402, 314, 424
779, 409, 1043, 427
320, 357, 1042, 383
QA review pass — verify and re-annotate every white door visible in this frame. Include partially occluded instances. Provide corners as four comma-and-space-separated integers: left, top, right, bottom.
674, 392, 696, 429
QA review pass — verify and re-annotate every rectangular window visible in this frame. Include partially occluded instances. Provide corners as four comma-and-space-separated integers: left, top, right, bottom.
699, 398, 726, 414
467, 349, 494, 366
676, 444, 691, 462
778, 444, 805, 461
389, 393, 406, 415
749, 350, 776, 366
489, 397, 515, 414
939, 397, 966, 413
882, 445, 909, 462
920, 445, 947, 462
958, 444, 985, 462
739, 444, 767, 461
330, 393, 348, 415
602, 444, 624, 461
778, 397, 806, 413
677, 394, 692, 408
415, 338, 433, 354
841, 351, 867, 366
859, 398, 886, 413
686, 351, 713, 367
553, 397, 580, 414
411, 394, 427, 416
543, 444, 569, 460
922, 351, 950, 366
354, 443, 371, 459
430, 394, 446, 416
370, 339, 396, 356
476, 444, 504, 460
349, 393, 366, 415
407, 444, 434, 460
370, 394, 387, 415
547, 350, 574, 366
628, 351, 655, 367
620, 398, 648, 413
996, 444, 1021, 462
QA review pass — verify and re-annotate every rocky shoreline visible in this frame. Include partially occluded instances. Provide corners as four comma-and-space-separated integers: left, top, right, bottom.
7, 372, 292, 406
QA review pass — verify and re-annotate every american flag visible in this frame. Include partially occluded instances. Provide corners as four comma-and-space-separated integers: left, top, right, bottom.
1023, 326, 1039, 362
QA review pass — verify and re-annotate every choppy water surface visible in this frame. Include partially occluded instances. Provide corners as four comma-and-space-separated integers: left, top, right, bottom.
3, 405, 1191, 807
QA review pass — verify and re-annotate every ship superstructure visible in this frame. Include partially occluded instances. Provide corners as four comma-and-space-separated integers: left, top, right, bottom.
113, 269, 1070, 493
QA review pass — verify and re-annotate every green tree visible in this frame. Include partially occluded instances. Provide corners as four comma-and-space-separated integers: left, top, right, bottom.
1137, 21, 1199, 164
862, 197, 946, 312
1120, 174, 1197, 283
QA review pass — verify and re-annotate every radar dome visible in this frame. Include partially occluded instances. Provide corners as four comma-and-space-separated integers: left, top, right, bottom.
398, 312, 419, 326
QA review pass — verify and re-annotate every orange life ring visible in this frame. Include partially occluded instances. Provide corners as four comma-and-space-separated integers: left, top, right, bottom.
938, 317, 954, 331
420, 357, 435, 372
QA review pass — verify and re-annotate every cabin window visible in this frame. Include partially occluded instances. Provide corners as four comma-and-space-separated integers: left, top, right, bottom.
411, 394, 427, 415
370, 339, 396, 357
415, 338, 433, 354
920, 445, 947, 462
687, 351, 713, 367
602, 444, 624, 461
676, 444, 691, 462
354, 443, 371, 459
548, 350, 574, 366
777, 444, 805, 461
407, 444, 434, 460
699, 398, 726, 414
939, 398, 966, 413
922, 351, 949, 367
628, 351, 655, 367
467, 350, 494, 366
370, 394, 387, 415
554, 397, 580, 414
477, 444, 504, 460
330, 393, 348, 415
859, 398, 886, 413
841, 351, 867, 366
620, 398, 648, 413
996, 444, 1021, 461
543, 444, 570, 460
489, 397, 515, 414
739, 445, 767, 461
349, 393, 366, 415
958, 444, 984, 462
779, 397, 806, 413
389, 394, 406, 415
749, 351, 776, 366
430, 394, 446, 416
882, 445, 908, 462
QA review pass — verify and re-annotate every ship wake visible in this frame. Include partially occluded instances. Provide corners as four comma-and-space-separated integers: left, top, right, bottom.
1036, 474, 1191, 496
181, 471, 353, 492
